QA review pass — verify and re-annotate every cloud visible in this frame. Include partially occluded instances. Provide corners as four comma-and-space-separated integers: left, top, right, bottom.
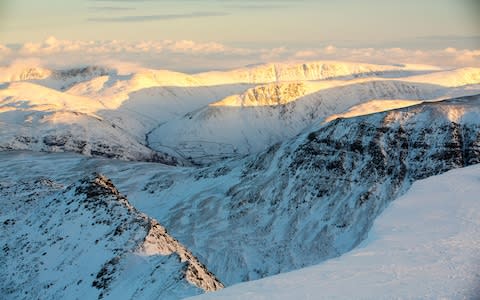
292, 46, 480, 68
89, 0, 300, 1
15, 36, 251, 56
89, 6, 137, 11
90, 0, 158, 1
412, 35, 480, 49
88, 11, 228, 22
418, 35, 480, 41
0, 44, 11, 55
223, 3, 290, 10
1, 36, 479, 73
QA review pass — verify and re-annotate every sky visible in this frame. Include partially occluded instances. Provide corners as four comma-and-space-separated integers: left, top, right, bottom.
0, 0, 479, 71
1, 0, 479, 48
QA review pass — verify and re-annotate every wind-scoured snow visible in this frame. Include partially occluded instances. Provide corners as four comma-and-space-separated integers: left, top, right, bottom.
190, 164, 480, 299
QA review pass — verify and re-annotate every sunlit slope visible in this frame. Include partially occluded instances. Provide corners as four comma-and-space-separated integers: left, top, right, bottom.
1, 61, 479, 164
150, 68, 480, 163
194, 61, 441, 84
0, 82, 179, 163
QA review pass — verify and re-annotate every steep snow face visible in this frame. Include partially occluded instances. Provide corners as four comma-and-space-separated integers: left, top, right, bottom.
0, 173, 222, 300
149, 78, 480, 164
210, 67, 480, 108
191, 164, 480, 300
211, 82, 310, 107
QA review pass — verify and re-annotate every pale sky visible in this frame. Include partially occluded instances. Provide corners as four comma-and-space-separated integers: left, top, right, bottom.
1, 0, 479, 49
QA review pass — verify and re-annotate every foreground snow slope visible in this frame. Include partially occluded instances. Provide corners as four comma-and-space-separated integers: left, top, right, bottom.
191, 165, 480, 299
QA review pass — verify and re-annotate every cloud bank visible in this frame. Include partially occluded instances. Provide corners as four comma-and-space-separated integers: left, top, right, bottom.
1, 36, 479, 73
88, 11, 229, 22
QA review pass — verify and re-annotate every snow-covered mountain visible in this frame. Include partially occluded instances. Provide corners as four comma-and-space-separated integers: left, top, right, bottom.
1, 92, 479, 294
190, 164, 480, 299
1, 60, 480, 299
193, 61, 441, 84
0, 173, 222, 299
119, 93, 480, 285
150, 68, 480, 163
2, 61, 478, 164
0, 64, 111, 90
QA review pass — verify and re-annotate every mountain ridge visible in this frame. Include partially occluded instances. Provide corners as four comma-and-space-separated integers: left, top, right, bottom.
0, 173, 223, 299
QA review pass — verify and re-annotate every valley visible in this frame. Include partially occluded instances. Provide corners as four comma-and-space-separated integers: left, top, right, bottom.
1, 61, 479, 299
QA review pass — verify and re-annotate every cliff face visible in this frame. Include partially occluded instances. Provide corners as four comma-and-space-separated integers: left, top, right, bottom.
0, 174, 222, 300
141, 94, 480, 285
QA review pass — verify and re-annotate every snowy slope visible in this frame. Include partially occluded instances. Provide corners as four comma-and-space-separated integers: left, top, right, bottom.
4, 93, 475, 286
1, 60, 437, 87
194, 61, 441, 84
128, 94, 480, 285
190, 164, 480, 300
191, 166, 480, 299
0, 173, 223, 299
150, 69, 480, 163
0, 63, 111, 90
0, 92, 479, 297
324, 99, 422, 122
0, 65, 252, 162
0, 81, 169, 162
0, 79, 248, 163
3, 60, 479, 164
2, 60, 479, 299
